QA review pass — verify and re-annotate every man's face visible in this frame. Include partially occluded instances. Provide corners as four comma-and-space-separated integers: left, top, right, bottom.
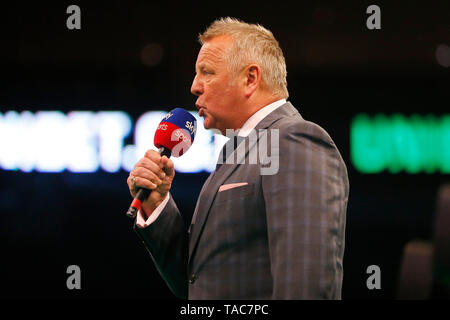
191, 35, 244, 134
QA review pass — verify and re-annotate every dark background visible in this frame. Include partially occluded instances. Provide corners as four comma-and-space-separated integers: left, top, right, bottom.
0, 0, 449, 300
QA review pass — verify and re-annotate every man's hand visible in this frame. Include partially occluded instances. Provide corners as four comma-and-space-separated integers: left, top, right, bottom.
127, 150, 175, 219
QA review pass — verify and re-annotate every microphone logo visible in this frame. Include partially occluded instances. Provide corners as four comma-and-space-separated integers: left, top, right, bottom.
171, 128, 192, 157
172, 129, 191, 143
164, 112, 174, 120
185, 121, 196, 135
158, 123, 168, 130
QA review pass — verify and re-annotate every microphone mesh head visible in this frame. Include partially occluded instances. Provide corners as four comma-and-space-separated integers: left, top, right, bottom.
154, 108, 197, 157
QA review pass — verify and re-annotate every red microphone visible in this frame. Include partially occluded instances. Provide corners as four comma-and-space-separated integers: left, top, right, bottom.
126, 108, 197, 218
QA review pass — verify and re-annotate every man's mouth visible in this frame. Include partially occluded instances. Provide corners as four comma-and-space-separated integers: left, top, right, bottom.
198, 107, 206, 117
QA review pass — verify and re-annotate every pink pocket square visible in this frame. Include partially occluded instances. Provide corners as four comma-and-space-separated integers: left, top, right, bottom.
218, 182, 248, 192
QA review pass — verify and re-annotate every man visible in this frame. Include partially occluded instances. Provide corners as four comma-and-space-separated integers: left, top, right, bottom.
127, 17, 349, 299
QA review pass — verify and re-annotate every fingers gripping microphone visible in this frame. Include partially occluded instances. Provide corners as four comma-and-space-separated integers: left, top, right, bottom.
126, 108, 197, 218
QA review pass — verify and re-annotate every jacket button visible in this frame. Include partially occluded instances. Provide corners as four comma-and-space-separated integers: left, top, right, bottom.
189, 274, 196, 284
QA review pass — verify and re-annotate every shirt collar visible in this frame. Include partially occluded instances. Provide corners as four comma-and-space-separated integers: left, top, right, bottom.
237, 99, 287, 137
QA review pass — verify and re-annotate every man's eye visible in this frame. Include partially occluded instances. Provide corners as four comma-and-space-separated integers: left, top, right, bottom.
202, 70, 214, 75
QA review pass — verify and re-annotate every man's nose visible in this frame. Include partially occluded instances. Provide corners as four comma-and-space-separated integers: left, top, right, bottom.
190, 75, 203, 96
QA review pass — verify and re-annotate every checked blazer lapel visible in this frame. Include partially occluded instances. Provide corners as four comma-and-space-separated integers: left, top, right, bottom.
187, 102, 301, 263
188, 138, 243, 262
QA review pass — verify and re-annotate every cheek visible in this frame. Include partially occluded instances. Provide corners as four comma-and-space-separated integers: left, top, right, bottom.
204, 83, 225, 106
204, 79, 235, 113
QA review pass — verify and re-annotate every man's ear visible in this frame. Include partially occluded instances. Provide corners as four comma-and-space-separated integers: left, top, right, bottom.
244, 64, 261, 97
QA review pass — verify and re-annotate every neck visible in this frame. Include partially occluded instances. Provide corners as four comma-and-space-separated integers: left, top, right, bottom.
234, 93, 281, 129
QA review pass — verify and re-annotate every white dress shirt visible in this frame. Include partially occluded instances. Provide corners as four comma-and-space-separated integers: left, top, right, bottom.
136, 98, 287, 228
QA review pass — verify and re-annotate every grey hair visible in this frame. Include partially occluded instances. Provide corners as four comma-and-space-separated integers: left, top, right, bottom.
199, 17, 289, 99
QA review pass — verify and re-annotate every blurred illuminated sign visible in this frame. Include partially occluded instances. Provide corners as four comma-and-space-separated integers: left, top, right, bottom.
351, 114, 450, 174
0, 110, 228, 173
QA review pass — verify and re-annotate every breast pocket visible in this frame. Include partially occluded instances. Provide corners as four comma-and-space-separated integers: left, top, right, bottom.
213, 182, 256, 205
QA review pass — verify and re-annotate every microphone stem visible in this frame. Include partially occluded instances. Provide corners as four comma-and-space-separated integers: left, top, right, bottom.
158, 147, 172, 158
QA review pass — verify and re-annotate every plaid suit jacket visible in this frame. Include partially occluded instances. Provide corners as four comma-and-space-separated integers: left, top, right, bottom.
134, 102, 349, 299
